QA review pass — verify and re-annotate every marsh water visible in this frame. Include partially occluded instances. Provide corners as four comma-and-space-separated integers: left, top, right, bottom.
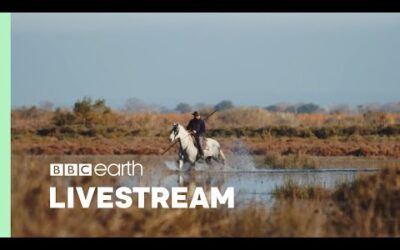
16, 154, 384, 206
89, 154, 381, 205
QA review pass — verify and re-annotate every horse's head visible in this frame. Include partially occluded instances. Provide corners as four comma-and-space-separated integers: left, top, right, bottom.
169, 122, 181, 142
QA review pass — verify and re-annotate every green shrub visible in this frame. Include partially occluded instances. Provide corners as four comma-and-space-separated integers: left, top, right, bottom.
53, 108, 76, 126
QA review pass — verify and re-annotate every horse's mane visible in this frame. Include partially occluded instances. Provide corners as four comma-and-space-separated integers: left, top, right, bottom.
177, 123, 189, 135
171, 123, 189, 135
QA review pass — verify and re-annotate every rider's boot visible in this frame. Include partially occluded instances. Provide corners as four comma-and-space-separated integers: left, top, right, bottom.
197, 148, 205, 162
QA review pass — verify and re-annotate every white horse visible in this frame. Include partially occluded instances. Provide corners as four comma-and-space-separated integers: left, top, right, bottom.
169, 123, 226, 170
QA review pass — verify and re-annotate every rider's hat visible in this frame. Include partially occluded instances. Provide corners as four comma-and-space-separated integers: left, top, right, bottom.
192, 111, 200, 116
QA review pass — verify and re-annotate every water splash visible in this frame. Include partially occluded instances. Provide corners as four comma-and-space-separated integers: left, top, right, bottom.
164, 160, 192, 171
163, 140, 257, 172
225, 140, 257, 171
164, 160, 179, 171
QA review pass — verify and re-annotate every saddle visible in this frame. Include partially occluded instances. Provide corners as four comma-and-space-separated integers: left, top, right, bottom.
190, 135, 208, 151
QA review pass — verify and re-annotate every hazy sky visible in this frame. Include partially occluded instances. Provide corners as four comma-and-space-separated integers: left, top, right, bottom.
12, 13, 400, 109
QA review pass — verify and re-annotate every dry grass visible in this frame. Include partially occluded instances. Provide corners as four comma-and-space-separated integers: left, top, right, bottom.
12, 155, 400, 237
11, 135, 400, 158
12, 106, 400, 136
331, 164, 400, 236
241, 137, 400, 157
12, 107, 400, 157
272, 179, 331, 199
10, 104, 400, 236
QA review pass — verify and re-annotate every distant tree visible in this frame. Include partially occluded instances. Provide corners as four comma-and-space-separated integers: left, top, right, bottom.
194, 103, 210, 109
265, 103, 296, 113
214, 100, 234, 111
175, 102, 192, 114
124, 97, 147, 112
194, 103, 214, 114
93, 99, 111, 114
265, 105, 279, 112
124, 97, 161, 113
73, 97, 92, 121
358, 103, 381, 113
160, 106, 173, 113
357, 105, 364, 113
330, 104, 351, 114
285, 105, 297, 113
296, 103, 321, 114
381, 102, 400, 113
39, 101, 54, 111
53, 108, 75, 126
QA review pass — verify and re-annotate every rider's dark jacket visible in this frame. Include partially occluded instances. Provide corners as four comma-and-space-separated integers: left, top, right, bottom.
186, 118, 206, 136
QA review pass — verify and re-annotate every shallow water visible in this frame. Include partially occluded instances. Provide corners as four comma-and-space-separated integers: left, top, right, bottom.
119, 154, 379, 206
14, 154, 379, 206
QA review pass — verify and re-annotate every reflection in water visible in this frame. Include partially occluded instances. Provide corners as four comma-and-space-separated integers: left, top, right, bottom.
176, 170, 226, 204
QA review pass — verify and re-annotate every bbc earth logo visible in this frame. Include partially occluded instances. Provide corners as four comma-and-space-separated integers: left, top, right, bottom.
50, 161, 144, 177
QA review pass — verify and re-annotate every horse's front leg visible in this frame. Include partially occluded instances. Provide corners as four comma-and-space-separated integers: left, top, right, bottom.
177, 160, 184, 170
177, 149, 185, 170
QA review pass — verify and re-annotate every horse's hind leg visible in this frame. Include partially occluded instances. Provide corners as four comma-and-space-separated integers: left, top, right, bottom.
206, 156, 213, 166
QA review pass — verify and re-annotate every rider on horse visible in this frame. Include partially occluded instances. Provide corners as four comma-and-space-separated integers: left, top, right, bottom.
186, 111, 206, 160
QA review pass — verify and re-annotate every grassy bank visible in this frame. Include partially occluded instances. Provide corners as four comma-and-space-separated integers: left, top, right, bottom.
12, 135, 400, 158
261, 152, 318, 169
12, 105, 400, 157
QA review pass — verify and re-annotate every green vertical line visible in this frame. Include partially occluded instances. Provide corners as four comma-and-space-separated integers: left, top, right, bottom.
0, 13, 11, 238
